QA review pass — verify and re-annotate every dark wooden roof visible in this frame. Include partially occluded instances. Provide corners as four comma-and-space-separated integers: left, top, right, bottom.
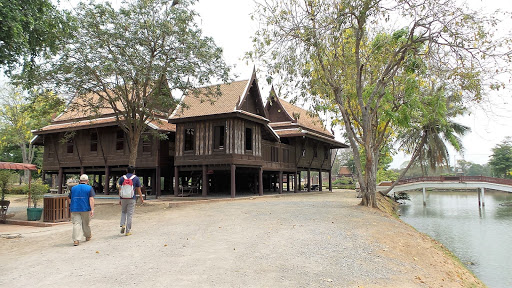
265, 89, 348, 148
33, 91, 176, 135
169, 69, 268, 122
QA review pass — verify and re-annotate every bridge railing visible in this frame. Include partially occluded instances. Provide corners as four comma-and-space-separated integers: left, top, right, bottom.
397, 176, 512, 186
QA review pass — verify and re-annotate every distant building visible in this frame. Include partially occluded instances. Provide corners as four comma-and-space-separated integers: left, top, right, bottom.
337, 166, 353, 179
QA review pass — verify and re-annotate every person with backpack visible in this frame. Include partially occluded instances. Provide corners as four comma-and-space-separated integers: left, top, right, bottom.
69, 174, 95, 246
118, 166, 144, 236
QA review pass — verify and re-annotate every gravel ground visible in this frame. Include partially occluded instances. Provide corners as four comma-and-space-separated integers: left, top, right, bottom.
0, 190, 483, 288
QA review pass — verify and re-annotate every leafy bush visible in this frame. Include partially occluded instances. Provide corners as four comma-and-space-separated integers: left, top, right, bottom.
0, 170, 17, 201
24, 179, 49, 208
394, 192, 410, 201
377, 169, 399, 183
333, 177, 354, 186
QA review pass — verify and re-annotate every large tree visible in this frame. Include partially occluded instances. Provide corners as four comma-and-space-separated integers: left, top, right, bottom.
43, 0, 231, 166
489, 138, 512, 178
0, 0, 72, 86
249, 0, 510, 207
0, 85, 65, 182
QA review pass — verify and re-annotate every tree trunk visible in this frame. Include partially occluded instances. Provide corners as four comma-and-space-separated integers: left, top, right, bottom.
128, 134, 140, 167
20, 143, 30, 184
360, 149, 378, 208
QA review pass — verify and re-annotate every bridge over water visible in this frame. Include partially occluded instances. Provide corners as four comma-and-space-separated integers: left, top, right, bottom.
385, 176, 512, 206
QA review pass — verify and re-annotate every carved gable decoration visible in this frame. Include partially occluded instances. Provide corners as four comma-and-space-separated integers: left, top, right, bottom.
237, 71, 267, 119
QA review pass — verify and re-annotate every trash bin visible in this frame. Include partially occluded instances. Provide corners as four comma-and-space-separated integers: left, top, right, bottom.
43, 195, 70, 223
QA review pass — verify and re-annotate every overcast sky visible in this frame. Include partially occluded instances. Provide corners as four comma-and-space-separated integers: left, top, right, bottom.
194, 0, 512, 169
56, 0, 512, 169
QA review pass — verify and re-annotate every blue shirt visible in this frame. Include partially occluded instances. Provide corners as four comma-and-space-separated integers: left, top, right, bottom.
118, 173, 141, 200
69, 184, 95, 212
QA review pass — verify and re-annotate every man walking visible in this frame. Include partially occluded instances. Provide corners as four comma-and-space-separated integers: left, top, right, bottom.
118, 166, 144, 236
69, 174, 95, 246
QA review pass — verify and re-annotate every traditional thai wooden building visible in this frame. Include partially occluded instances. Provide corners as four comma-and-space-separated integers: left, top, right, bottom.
265, 89, 348, 192
32, 94, 176, 195
33, 71, 347, 197
169, 71, 347, 197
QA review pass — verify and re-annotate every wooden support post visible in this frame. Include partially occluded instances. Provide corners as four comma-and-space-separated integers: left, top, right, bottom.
296, 171, 300, 192
231, 164, 236, 198
422, 187, 426, 206
319, 170, 323, 191
258, 167, 263, 196
58, 167, 63, 194
328, 170, 332, 192
202, 165, 208, 197
80, 167, 85, 175
174, 166, 179, 196
104, 166, 110, 195
155, 166, 161, 198
307, 169, 311, 192
279, 171, 283, 194
287, 173, 290, 192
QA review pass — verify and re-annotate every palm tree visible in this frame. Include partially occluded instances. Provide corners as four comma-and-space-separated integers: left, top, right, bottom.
383, 87, 470, 194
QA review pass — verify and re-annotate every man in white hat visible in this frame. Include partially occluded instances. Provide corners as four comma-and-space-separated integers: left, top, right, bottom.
68, 174, 95, 246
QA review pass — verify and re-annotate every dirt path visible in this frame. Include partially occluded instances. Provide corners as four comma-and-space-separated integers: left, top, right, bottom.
0, 190, 484, 288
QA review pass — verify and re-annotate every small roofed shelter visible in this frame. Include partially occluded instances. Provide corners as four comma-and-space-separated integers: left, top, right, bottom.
0, 162, 38, 207
31, 91, 176, 196
265, 88, 348, 192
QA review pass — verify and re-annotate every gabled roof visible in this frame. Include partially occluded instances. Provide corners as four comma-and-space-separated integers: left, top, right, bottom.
33, 91, 176, 135
265, 90, 348, 148
170, 69, 267, 121
33, 116, 175, 135
338, 166, 353, 176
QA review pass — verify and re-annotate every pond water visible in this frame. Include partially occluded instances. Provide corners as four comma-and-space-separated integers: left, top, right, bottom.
398, 190, 512, 288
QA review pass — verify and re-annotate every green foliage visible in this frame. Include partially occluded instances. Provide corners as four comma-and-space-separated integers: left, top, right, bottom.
332, 177, 356, 189
249, 0, 508, 207
24, 179, 48, 208
489, 138, 512, 178
0, 85, 64, 181
0, 0, 73, 87
6, 185, 25, 195
377, 169, 399, 183
0, 170, 16, 201
394, 192, 410, 202
44, 0, 231, 166
466, 163, 491, 177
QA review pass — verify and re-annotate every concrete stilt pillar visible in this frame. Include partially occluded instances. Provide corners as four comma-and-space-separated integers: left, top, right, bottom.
422, 187, 426, 206
482, 187, 485, 207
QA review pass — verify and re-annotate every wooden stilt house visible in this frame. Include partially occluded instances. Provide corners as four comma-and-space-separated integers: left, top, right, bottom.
169, 71, 347, 197
32, 94, 175, 196
33, 70, 347, 197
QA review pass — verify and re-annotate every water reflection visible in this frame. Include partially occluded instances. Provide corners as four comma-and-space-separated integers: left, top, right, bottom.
399, 190, 512, 288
